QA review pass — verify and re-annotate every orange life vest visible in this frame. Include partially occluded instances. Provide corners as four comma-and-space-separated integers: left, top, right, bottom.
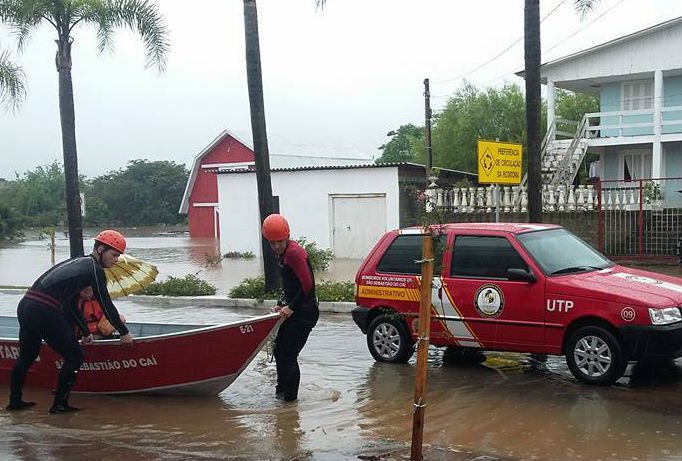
80, 299, 102, 335
78, 299, 126, 337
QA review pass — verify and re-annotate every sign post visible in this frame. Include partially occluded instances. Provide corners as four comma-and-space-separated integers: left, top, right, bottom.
477, 140, 523, 221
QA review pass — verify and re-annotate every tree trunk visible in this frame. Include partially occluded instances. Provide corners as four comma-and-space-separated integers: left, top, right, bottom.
524, 0, 542, 223
243, 0, 278, 292
56, 35, 84, 257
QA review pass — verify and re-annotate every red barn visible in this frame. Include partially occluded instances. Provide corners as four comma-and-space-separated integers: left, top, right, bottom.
179, 131, 255, 237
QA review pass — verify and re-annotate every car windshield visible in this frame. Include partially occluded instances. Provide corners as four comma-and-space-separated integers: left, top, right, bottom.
516, 228, 613, 276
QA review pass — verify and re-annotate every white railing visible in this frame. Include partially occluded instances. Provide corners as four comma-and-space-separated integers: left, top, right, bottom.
583, 105, 682, 138
431, 184, 679, 213
433, 185, 594, 213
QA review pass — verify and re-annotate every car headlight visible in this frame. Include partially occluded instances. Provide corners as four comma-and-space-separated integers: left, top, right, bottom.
648, 307, 682, 325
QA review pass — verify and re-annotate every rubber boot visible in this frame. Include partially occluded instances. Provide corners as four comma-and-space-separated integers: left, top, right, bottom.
6, 400, 36, 411
49, 372, 79, 414
6, 369, 36, 411
49, 400, 79, 414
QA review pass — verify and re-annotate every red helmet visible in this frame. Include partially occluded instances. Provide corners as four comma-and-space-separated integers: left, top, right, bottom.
262, 214, 290, 241
94, 229, 126, 254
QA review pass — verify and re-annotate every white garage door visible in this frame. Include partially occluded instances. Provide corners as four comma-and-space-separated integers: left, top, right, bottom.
331, 194, 387, 259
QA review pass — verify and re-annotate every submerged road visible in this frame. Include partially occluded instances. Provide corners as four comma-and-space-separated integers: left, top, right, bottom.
0, 293, 681, 460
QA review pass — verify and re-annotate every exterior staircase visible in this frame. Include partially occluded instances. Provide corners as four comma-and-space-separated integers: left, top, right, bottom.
520, 115, 591, 189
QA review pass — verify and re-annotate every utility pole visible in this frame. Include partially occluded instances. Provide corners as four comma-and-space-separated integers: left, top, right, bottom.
423, 78, 438, 213
424, 78, 433, 175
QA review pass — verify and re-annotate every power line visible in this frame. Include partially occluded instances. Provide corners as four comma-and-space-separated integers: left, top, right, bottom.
431, 0, 569, 86
430, 89, 682, 123
479, 0, 627, 87
544, 0, 628, 59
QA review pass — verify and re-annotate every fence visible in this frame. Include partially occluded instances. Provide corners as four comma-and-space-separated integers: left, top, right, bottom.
598, 178, 682, 258
430, 178, 682, 259
431, 184, 597, 213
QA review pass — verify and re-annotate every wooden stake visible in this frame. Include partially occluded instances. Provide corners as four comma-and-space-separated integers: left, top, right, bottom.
410, 230, 434, 461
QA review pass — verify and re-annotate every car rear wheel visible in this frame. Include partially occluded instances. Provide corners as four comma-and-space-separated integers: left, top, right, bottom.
566, 325, 627, 385
367, 315, 413, 363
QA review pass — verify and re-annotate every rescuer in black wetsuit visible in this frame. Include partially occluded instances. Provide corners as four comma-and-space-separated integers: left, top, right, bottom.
262, 214, 319, 402
6, 230, 133, 414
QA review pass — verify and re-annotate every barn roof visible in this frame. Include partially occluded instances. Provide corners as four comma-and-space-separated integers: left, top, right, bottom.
179, 130, 253, 214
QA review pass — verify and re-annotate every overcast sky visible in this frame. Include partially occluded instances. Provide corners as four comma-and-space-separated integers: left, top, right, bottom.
1, 0, 682, 178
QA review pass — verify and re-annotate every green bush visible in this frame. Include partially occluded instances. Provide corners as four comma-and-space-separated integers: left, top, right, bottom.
229, 276, 354, 302
203, 252, 222, 267
296, 237, 334, 272
142, 274, 217, 296
0, 203, 24, 242
229, 276, 278, 301
223, 251, 255, 259
315, 280, 355, 302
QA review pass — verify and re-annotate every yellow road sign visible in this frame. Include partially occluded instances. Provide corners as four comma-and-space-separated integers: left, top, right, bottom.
477, 140, 523, 184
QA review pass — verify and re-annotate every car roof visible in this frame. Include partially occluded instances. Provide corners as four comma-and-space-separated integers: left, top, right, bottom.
399, 222, 563, 235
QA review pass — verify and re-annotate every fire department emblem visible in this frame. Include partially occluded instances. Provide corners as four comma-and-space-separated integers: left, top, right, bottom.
474, 284, 504, 317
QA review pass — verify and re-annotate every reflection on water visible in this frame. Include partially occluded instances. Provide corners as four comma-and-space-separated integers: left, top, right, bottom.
0, 230, 362, 294
3, 239, 682, 459
0, 295, 382, 460
359, 355, 682, 461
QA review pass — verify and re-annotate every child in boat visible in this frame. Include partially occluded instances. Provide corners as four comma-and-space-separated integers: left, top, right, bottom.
77, 286, 126, 339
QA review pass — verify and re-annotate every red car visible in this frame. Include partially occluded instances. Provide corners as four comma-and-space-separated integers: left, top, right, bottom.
352, 223, 682, 385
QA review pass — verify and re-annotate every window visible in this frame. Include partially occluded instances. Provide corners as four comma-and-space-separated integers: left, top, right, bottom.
622, 81, 653, 111
450, 236, 528, 279
517, 228, 612, 275
622, 151, 652, 181
377, 234, 444, 275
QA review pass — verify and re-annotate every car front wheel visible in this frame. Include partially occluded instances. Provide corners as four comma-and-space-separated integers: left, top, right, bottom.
367, 315, 414, 364
565, 325, 627, 385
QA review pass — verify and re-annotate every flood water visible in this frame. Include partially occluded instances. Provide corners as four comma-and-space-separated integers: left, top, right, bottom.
2, 233, 682, 460
0, 230, 361, 293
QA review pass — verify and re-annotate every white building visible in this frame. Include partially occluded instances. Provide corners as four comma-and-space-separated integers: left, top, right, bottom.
517, 16, 682, 204
214, 163, 475, 259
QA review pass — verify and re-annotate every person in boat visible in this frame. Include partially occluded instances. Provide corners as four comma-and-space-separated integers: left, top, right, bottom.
76, 286, 127, 339
6, 230, 133, 414
262, 214, 319, 402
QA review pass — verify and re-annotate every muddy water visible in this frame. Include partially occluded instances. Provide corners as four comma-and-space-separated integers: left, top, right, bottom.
0, 295, 383, 460
2, 234, 682, 460
0, 232, 362, 293
0, 292, 681, 461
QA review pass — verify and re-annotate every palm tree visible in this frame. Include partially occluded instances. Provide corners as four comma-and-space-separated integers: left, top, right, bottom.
525, 0, 599, 222
243, 0, 326, 291
524, 0, 542, 222
0, 48, 25, 110
0, 0, 168, 257
243, 0, 278, 292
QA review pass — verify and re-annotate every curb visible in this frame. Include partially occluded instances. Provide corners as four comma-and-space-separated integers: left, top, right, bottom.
127, 295, 356, 314
0, 289, 356, 314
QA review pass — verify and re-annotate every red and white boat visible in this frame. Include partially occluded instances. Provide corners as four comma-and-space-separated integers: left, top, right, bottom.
0, 313, 281, 395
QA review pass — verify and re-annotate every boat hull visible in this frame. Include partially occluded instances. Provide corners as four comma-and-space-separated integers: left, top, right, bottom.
0, 313, 281, 395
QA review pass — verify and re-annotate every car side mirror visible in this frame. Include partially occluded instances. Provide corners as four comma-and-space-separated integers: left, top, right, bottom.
506, 268, 536, 283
